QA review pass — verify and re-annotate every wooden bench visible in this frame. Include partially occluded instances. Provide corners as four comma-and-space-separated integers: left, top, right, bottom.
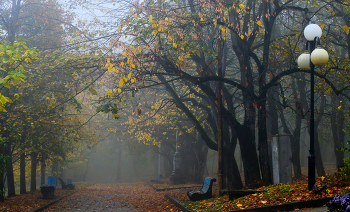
187, 177, 216, 201
58, 178, 75, 190
220, 189, 266, 201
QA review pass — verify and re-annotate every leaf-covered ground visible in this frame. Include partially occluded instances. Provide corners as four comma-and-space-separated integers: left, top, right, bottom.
184, 175, 349, 212
0, 182, 191, 212
41, 183, 192, 212
0, 174, 347, 212
0, 187, 76, 212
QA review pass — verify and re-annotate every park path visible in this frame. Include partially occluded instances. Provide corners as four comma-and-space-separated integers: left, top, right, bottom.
41, 183, 183, 212
42, 184, 137, 212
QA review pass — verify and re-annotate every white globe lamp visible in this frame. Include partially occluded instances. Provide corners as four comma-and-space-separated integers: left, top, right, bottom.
304, 24, 322, 41
311, 47, 329, 66
297, 52, 311, 70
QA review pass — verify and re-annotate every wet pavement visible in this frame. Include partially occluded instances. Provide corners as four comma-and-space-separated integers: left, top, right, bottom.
42, 185, 137, 212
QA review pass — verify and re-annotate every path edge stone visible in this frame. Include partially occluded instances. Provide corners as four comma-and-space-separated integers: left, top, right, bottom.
164, 194, 193, 212
28, 190, 78, 212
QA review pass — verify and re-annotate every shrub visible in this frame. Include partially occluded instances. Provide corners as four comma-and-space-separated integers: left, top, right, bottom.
326, 193, 350, 212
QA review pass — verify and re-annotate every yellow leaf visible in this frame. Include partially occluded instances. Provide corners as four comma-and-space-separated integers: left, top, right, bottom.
178, 56, 181, 60
134, 14, 138, 19
117, 88, 121, 93
321, 176, 325, 181
239, 4, 244, 9
237, 204, 243, 207
25, 58, 32, 63
100, 80, 104, 85
107, 58, 110, 63
107, 90, 112, 96
130, 7, 133, 12
338, 106, 342, 109
149, 16, 153, 23
120, 62, 124, 66
122, 52, 127, 56
261, 201, 267, 204
173, 43, 177, 48
128, 73, 132, 79
123, 77, 127, 82
131, 78, 135, 83
222, 28, 225, 33
320, 23, 325, 30
119, 78, 124, 87
117, 26, 121, 32
257, 21, 262, 26
131, 64, 135, 68
240, 35, 244, 39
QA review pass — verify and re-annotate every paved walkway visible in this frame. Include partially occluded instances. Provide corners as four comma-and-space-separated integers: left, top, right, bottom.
42, 185, 137, 212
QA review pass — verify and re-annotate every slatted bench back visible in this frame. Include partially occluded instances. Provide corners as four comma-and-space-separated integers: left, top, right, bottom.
201, 177, 212, 193
48, 176, 56, 187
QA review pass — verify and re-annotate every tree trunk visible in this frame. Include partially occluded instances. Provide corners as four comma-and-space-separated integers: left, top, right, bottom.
278, 82, 302, 178
258, 95, 272, 185
6, 141, 15, 197
237, 125, 261, 187
0, 171, 4, 201
224, 128, 243, 189
20, 152, 26, 194
117, 147, 121, 180
30, 152, 38, 192
314, 97, 326, 177
40, 152, 46, 185
331, 96, 345, 171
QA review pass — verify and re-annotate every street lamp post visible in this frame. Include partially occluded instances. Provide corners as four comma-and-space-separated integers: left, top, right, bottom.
170, 125, 184, 184
297, 24, 329, 191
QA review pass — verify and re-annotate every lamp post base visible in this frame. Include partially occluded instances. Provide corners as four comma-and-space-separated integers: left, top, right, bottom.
308, 154, 316, 191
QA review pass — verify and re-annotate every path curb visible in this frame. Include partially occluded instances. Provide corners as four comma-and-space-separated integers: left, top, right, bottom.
28, 194, 73, 212
164, 194, 193, 212
165, 195, 333, 212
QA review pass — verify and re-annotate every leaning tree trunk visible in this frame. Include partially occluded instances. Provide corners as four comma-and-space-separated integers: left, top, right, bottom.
30, 152, 38, 192
6, 141, 15, 197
